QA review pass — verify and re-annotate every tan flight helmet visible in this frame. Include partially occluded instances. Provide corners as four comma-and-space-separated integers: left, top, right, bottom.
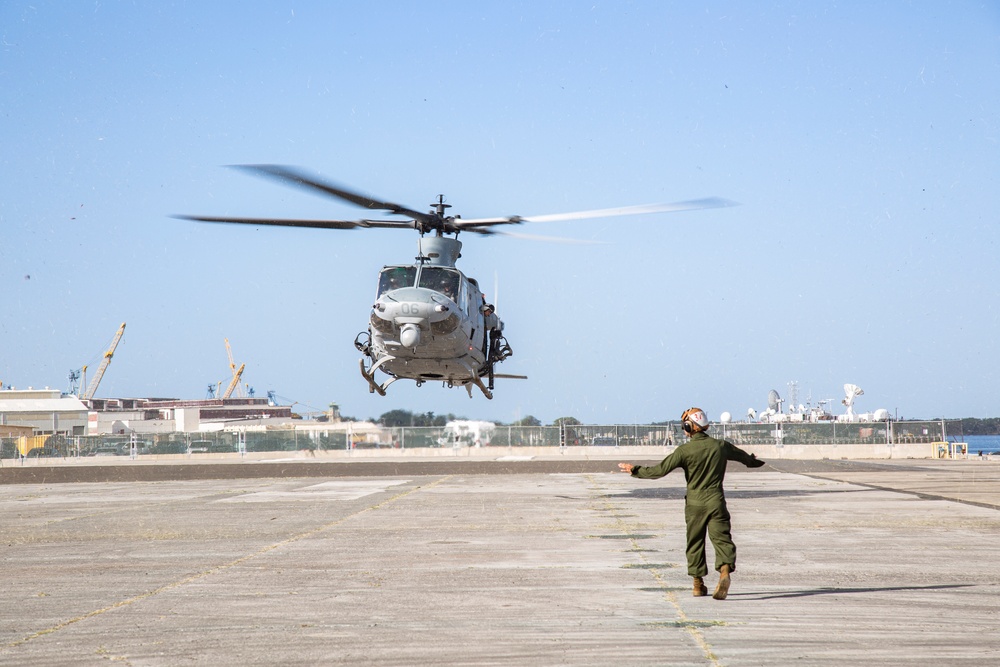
681, 407, 709, 435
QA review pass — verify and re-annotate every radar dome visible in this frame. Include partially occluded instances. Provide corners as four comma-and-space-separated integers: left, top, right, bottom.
720, 412, 732, 423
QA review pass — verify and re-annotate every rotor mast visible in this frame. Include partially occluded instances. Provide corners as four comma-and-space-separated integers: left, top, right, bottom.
431, 194, 451, 220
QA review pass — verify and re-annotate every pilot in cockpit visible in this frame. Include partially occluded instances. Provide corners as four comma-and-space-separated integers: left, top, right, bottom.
419, 267, 460, 301
378, 267, 415, 295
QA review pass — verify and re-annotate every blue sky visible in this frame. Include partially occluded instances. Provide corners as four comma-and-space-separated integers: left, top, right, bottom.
2, 2, 998, 424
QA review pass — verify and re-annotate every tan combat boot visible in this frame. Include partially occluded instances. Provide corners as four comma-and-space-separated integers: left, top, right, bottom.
713, 564, 731, 600
692, 576, 708, 597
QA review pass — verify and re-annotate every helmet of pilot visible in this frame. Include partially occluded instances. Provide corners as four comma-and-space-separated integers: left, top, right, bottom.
681, 407, 709, 435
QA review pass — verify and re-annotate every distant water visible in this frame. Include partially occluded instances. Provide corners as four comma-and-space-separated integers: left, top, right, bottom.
956, 434, 1000, 455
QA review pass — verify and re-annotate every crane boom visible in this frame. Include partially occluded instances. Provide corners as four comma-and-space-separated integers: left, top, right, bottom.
82, 322, 126, 400
221, 363, 245, 399
222, 338, 248, 399
225, 338, 237, 374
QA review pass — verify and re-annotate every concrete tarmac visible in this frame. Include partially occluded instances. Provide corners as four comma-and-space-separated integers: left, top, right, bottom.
1, 458, 998, 666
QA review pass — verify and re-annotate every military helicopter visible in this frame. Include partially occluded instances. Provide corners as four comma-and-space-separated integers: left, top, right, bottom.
176, 165, 734, 398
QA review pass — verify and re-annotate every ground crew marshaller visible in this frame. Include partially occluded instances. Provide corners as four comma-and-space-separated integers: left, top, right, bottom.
618, 407, 765, 600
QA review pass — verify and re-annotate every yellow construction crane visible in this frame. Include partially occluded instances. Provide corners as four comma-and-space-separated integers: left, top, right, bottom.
222, 363, 245, 399
221, 338, 246, 399
81, 322, 126, 400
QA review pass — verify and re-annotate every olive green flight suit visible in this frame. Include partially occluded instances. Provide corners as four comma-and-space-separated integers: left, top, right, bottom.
631, 432, 763, 578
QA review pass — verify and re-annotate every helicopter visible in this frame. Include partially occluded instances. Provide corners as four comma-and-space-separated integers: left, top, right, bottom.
176, 165, 735, 398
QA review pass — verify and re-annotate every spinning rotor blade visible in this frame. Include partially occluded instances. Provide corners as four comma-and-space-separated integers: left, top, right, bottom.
520, 197, 739, 224
490, 230, 605, 244
454, 197, 737, 230
231, 164, 435, 224
176, 164, 737, 239
171, 214, 415, 231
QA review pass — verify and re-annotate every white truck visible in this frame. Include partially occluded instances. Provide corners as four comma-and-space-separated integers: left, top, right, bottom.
438, 420, 496, 448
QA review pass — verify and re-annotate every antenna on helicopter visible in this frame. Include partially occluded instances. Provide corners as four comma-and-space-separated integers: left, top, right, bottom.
431, 194, 451, 219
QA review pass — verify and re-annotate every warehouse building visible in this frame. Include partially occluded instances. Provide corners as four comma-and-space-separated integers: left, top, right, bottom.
0, 388, 90, 435
0, 389, 294, 436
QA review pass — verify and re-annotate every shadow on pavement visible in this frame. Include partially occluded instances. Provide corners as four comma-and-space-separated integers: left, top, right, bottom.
605, 487, 878, 501
731, 583, 978, 600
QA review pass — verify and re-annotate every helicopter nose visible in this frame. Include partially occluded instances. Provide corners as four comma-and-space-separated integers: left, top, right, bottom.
399, 323, 421, 348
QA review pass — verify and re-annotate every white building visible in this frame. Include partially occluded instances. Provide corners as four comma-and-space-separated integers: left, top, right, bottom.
86, 397, 296, 435
0, 388, 90, 435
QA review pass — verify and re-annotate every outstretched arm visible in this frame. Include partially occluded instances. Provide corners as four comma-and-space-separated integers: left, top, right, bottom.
620, 450, 683, 479
725, 442, 766, 468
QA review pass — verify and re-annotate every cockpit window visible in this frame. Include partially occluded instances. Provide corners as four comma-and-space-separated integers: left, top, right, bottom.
418, 267, 461, 301
377, 266, 416, 296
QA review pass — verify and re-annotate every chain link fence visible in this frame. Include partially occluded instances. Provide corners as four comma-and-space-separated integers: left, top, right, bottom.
0, 420, 957, 459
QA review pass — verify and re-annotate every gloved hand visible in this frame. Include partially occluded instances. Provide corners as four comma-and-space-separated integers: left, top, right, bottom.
747, 454, 766, 468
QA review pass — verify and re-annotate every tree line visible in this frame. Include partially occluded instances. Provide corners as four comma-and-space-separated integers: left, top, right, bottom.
337, 410, 1000, 434
952, 417, 1000, 435
345, 409, 564, 428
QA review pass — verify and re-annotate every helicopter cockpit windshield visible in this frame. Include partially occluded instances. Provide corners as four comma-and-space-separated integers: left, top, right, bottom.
418, 266, 461, 301
377, 266, 416, 296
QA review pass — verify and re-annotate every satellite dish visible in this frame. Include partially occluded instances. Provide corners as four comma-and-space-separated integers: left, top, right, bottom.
747, 408, 757, 421
720, 411, 732, 424
842, 384, 864, 420
842, 384, 864, 406
767, 389, 783, 412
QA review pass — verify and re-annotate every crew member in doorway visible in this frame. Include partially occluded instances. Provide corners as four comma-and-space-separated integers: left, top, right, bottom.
618, 407, 765, 600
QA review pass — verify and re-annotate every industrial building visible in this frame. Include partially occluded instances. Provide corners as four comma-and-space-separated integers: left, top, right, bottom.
0, 388, 90, 435
86, 396, 295, 435
0, 324, 368, 455
0, 389, 295, 436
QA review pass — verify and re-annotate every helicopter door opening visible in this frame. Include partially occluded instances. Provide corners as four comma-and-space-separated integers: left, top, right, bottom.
377, 266, 416, 297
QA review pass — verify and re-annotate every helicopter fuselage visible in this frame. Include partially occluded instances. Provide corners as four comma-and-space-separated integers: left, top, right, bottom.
355, 236, 510, 398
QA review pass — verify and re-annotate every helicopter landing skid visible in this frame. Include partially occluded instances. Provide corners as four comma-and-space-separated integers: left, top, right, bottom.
467, 375, 493, 400
454, 360, 493, 399
359, 356, 397, 396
